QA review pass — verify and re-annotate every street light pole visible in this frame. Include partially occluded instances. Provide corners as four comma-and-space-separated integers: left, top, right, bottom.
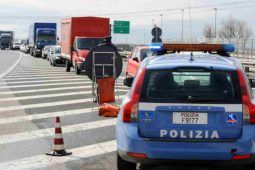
143, 33, 146, 44
214, 8, 218, 39
181, 9, 184, 39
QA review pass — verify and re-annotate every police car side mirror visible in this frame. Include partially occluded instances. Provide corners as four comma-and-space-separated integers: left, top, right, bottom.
250, 80, 255, 88
124, 77, 134, 87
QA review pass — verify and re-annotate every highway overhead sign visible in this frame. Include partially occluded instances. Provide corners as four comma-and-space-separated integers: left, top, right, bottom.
113, 21, 130, 34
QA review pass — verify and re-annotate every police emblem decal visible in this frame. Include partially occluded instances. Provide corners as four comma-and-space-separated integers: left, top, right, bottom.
227, 114, 238, 124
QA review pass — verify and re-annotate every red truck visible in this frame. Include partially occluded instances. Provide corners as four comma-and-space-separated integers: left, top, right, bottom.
61, 17, 110, 74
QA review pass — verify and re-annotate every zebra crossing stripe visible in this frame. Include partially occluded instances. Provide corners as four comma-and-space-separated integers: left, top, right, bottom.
0, 78, 85, 85
0, 80, 123, 88
0, 140, 116, 170
5, 73, 76, 78
0, 86, 89, 95
0, 81, 89, 89
0, 89, 128, 101
0, 119, 117, 145
0, 95, 125, 112
0, 108, 94, 125
0, 86, 128, 95
3, 76, 82, 81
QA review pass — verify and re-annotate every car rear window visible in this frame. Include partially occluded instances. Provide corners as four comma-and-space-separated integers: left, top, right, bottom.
140, 68, 242, 104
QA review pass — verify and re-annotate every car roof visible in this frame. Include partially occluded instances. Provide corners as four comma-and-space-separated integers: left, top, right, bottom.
146, 52, 242, 71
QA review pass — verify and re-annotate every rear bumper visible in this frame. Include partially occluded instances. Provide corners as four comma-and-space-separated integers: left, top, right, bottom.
118, 150, 255, 166
116, 116, 255, 165
35, 49, 42, 55
54, 57, 65, 64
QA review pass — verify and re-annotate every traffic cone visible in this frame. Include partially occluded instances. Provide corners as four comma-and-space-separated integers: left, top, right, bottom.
46, 116, 72, 156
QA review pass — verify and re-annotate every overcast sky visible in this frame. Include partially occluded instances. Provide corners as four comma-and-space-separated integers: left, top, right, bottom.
0, 0, 254, 43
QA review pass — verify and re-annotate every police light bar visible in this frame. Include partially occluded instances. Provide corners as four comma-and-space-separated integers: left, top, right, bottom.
149, 43, 235, 53
162, 43, 235, 53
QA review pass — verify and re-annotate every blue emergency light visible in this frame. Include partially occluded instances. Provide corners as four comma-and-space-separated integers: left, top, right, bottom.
149, 43, 163, 52
222, 44, 235, 53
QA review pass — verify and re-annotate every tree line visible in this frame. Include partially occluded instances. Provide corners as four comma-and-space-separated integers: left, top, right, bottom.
203, 16, 253, 41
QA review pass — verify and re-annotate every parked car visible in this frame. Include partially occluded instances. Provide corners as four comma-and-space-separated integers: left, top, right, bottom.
125, 46, 153, 78
49, 45, 64, 66
20, 44, 26, 52
42, 46, 50, 59
12, 42, 21, 50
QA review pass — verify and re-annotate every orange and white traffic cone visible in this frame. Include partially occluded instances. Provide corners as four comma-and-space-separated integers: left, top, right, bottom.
46, 116, 72, 156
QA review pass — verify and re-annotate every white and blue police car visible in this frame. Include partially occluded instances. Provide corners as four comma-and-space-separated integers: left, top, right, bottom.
116, 43, 255, 170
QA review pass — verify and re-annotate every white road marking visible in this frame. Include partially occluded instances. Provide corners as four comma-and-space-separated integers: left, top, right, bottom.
0, 95, 125, 112
0, 108, 94, 125
3, 76, 83, 81
0, 119, 117, 145
8, 72, 72, 76
0, 140, 116, 170
0, 86, 89, 95
0, 80, 124, 89
0, 85, 128, 95
0, 52, 23, 79
0, 81, 89, 89
5, 73, 75, 78
0, 89, 128, 101
0, 78, 84, 85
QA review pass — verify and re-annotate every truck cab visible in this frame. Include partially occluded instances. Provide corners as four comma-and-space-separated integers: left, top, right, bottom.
61, 17, 110, 75
31, 28, 56, 57
29, 23, 57, 57
0, 32, 14, 50
70, 37, 104, 74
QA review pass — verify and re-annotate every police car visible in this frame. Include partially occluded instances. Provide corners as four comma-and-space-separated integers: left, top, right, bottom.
116, 43, 255, 170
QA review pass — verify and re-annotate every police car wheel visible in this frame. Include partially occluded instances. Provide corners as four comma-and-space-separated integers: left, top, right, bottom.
117, 153, 136, 170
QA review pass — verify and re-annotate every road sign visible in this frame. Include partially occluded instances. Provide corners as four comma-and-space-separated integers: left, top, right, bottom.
151, 27, 162, 43
152, 37, 162, 43
113, 21, 130, 34
151, 27, 162, 37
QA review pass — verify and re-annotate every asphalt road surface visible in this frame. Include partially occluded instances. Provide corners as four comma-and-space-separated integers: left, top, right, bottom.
0, 50, 253, 170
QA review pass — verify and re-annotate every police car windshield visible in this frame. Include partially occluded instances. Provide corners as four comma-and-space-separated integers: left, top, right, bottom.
140, 68, 241, 104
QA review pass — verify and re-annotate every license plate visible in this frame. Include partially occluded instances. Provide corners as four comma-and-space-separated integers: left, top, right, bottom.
173, 112, 208, 125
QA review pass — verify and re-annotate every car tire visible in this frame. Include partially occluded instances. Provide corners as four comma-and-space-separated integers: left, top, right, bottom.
66, 60, 71, 72
75, 62, 81, 75
117, 153, 136, 170
52, 60, 56, 67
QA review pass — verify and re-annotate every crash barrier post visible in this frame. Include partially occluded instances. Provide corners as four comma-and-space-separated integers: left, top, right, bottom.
46, 116, 72, 156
